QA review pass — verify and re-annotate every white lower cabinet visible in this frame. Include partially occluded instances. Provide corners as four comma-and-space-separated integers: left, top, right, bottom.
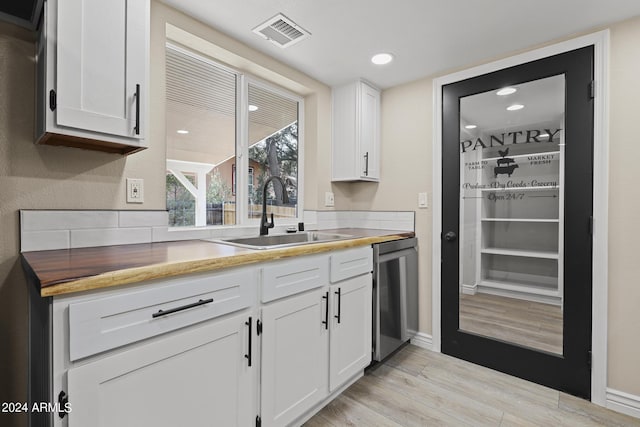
260, 289, 329, 427
66, 312, 255, 427
329, 273, 372, 392
260, 246, 373, 426
35, 247, 375, 427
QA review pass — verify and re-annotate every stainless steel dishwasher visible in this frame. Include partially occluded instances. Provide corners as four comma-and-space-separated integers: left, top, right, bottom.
372, 237, 419, 362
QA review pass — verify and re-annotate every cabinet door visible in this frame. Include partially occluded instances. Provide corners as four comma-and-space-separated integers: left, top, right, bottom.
66, 313, 254, 427
261, 289, 329, 427
358, 82, 380, 180
329, 274, 372, 391
56, 0, 147, 139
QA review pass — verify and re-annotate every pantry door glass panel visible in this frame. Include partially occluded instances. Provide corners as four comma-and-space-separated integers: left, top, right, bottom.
458, 75, 565, 355
441, 46, 593, 399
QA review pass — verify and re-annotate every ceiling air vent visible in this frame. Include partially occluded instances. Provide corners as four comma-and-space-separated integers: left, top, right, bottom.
252, 13, 310, 48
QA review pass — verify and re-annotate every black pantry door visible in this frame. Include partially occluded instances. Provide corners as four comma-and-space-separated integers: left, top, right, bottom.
441, 46, 594, 398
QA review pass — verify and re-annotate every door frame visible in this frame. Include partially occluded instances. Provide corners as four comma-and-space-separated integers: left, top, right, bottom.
431, 30, 609, 405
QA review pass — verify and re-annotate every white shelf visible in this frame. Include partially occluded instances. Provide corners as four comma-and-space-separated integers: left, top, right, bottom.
481, 247, 559, 259
483, 150, 561, 162
482, 218, 559, 223
479, 280, 560, 297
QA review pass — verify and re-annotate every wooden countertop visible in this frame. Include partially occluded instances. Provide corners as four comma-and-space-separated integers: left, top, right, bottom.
21, 229, 414, 297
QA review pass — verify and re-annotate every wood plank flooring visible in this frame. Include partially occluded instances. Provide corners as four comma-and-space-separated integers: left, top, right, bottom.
305, 345, 640, 426
459, 293, 563, 354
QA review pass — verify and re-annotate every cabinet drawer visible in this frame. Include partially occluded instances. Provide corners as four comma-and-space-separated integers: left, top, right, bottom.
262, 254, 329, 302
68, 268, 256, 361
330, 246, 373, 283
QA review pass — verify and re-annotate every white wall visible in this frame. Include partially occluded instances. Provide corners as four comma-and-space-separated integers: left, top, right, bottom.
607, 16, 640, 396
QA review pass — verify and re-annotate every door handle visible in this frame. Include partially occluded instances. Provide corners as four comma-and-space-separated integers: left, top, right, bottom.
443, 231, 457, 242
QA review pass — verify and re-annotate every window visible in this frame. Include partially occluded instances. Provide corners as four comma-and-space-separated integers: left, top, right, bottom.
165, 44, 303, 228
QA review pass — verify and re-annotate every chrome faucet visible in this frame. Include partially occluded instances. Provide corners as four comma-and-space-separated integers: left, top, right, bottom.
260, 176, 289, 236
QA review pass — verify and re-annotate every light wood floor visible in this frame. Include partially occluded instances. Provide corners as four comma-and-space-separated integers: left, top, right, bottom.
459, 293, 563, 354
305, 344, 640, 426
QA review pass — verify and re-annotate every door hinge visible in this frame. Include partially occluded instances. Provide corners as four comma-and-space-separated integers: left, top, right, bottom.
589, 216, 594, 236
589, 80, 595, 99
58, 390, 69, 419
587, 350, 592, 368
256, 415, 261, 427
49, 89, 57, 111
256, 319, 262, 336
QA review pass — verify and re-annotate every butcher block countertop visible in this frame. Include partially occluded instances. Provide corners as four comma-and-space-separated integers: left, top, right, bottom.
21, 228, 414, 297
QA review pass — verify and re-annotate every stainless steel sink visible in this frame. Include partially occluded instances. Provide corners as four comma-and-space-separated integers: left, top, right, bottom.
205, 231, 354, 250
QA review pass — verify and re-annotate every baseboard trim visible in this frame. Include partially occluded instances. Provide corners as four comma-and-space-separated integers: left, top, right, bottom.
410, 332, 433, 351
461, 283, 478, 295
606, 388, 640, 419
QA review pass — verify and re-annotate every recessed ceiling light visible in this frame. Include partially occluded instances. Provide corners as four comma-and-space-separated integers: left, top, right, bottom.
371, 53, 394, 65
506, 104, 524, 111
249, 105, 258, 112
176, 129, 189, 134
465, 125, 477, 129
497, 87, 517, 96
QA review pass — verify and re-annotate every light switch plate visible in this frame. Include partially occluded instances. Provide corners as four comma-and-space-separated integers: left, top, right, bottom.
127, 178, 144, 203
418, 192, 428, 208
325, 191, 335, 207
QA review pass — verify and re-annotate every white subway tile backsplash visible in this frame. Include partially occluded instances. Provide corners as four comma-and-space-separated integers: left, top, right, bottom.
303, 210, 317, 225
20, 209, 415, 252
316, 210, 415, 231
119, 211, 168, 228
71, 228, 152, 248
379, 220, 415, 231
152, 227, 213, 242
21, 210, 119, 231
21, 230, 70, 252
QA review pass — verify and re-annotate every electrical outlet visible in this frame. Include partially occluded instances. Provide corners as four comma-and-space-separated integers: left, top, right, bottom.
325, 191, 335, 207
127, 178, 144, 203
418, 192, 428, 208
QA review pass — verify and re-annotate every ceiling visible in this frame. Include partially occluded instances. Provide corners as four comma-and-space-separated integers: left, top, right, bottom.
460, 75, 565, 137
160, 0, 640, 89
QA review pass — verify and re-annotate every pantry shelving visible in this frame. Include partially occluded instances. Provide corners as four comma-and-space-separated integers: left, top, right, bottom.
460, 137, 564, 306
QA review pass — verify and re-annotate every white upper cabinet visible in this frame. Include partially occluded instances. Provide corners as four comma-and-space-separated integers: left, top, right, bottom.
332, 80, 381, 181
36, 0, 149, 155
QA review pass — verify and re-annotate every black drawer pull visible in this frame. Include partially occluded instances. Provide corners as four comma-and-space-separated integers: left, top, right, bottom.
152, 298, 213, 318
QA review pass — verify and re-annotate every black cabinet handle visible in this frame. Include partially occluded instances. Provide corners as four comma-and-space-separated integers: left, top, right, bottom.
364, 152, 369, 176
245, 317, 252, 367
322, 291, 329, 329
151, 298, 213, 318
58, 391, 68, 419
134, 83, 140, 135
334, 288, 341, 324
